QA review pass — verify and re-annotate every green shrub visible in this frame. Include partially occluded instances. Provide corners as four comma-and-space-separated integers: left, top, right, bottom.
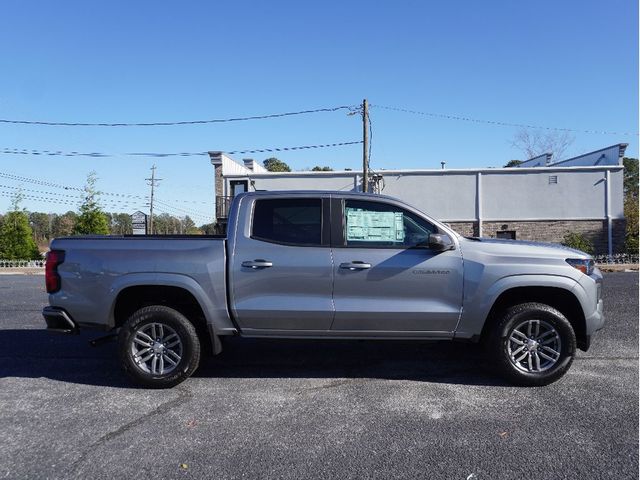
561, 232, 595, 255
624, 195, 639, 254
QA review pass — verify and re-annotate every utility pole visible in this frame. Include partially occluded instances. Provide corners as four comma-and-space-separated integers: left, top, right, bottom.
362, 98, 369, 193
145, 165, 162, 234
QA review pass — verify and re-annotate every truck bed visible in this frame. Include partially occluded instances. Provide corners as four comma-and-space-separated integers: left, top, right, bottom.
48, 235, 230, 332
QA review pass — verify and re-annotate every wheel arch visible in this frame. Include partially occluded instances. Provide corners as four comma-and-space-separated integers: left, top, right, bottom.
480, 285, 587, 351
110, 275, 224, 355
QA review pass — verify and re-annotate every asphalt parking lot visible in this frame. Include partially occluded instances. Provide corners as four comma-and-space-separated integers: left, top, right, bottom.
0, 273, 637, 479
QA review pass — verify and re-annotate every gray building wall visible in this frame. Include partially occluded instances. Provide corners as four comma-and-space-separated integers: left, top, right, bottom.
224, 166, 624, 222
213, 152, 626, 255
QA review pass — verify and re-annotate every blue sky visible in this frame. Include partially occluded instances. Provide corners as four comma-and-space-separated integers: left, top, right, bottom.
0, 0, 637, 222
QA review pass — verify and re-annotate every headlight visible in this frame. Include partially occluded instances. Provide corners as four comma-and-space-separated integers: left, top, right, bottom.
566, 258, 594, 275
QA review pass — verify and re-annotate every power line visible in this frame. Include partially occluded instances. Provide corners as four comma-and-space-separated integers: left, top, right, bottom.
153, 199, 212, 222
0, 185, 207, 219
0, 170, 146, 200
0, 105, 356, 127
0, 184, 145, 207
0, 189, 145, 210
0, 171, 83, 192
224, 141, 363, 156
372, 104, 639, 136
0, 170, 210, 205
0, 183, 137, 204
1, 148, 109, 157
152, 205, 212, 225
2, 140, 363, 159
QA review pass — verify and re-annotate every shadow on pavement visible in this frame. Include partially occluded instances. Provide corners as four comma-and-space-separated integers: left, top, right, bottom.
0, 329, 510, 388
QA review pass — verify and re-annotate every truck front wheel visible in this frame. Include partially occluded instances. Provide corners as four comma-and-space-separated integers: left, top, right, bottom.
488, 302, 576, 386
118, 306, 201, 388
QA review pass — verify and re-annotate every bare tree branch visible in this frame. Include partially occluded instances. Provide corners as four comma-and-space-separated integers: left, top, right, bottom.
511, 128, 575, 162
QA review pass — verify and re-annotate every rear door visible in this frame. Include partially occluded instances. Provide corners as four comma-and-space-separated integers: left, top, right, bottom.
330, 197, 463, 333
229, 195, 334, 332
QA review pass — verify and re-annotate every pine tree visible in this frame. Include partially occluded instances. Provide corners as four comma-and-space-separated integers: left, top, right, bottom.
73, 172, 110, 235
0, 192, 41, 259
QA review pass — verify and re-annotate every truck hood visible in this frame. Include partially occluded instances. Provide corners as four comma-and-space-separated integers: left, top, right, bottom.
458, 236, 591, 260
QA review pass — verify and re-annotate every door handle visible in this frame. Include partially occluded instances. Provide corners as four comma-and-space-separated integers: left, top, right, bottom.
339, 261, 371, 270
241, 259, 273, 269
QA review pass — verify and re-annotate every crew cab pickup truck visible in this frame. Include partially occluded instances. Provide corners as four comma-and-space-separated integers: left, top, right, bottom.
43, 191, 604, 388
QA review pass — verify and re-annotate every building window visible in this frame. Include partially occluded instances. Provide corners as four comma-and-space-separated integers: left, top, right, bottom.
252, 198, 322, 246
496, 230, 516, 240
230, 180, 248, 196
548, 175, 558, 184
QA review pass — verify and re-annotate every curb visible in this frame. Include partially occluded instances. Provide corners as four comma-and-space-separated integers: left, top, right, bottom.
596, 264, 639, 272
0, 269, 46, 275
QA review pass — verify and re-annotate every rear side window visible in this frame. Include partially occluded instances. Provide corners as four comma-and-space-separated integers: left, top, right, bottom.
252, 198, 322, 246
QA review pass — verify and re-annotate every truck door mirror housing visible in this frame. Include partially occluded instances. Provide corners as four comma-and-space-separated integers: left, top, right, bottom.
428, 233, 454, 251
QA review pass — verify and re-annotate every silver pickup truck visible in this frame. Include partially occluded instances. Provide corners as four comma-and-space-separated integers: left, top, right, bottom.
43, 191, 604, 388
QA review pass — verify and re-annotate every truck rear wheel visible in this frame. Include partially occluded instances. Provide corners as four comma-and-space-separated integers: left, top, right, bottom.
118, 306, 201, 388
488, 302, 576, 386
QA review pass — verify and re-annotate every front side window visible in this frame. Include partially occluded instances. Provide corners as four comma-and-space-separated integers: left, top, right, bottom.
252, 198, 322, 246
344, 200, 436, 248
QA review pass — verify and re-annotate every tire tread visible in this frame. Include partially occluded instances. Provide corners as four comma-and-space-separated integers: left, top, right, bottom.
488, 302, 576, 386
118, 305, 201, 388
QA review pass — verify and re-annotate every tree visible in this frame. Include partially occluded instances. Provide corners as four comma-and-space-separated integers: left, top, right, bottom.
503, 160, 523, 168
51, 211, 77, 238
29, 212, 51, 245
623, 157, 638, 197
73, 172, 109, 235
200, 223, 216, 235
312, 166, 334, 171
110, 213, 133, 235
263, 157, 291, 172
0, 192, 40, 259
511, 128, 574, 161
622, 157, 639, 253
624, 194, 638, 254
182, 216, 200, 234
152, 213, 181, 234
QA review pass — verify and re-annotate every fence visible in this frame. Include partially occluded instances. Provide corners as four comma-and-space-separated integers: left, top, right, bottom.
593, 253, 639, 265
0, 259, 46, 268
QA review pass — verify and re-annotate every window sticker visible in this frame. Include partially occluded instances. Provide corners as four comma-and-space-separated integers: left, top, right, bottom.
346, 208, 405, 242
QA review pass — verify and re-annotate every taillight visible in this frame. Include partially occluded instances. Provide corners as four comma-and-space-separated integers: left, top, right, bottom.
45, 250, 65, 293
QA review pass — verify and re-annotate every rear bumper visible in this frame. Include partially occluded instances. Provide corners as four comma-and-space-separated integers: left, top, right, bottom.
42, 306, 79, 334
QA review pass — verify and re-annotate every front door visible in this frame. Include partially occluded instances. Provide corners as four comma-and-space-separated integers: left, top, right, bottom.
229, 196, 334, 332
331, 198, 463, 333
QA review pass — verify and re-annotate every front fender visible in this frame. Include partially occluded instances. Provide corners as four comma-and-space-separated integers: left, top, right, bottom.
455, 274, 583, 339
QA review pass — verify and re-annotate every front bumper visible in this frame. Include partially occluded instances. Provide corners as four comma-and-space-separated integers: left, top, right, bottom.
42, 306, 79, 334
580, 297, 605, 351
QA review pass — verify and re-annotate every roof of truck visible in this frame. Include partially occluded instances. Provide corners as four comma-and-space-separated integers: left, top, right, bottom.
240, 190, 397, 200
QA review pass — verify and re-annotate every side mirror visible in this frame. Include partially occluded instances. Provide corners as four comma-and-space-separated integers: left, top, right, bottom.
428, 233, 454, 251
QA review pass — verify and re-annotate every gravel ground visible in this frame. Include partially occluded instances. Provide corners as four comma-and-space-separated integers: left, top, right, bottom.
0, 273, 637, 479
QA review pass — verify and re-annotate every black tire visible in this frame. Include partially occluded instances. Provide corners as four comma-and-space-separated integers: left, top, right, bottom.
118, 305, 201, 388
487, 302, 576, 386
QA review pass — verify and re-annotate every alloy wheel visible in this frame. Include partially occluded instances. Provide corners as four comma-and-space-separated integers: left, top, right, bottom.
130, 322, 183, 375
507, 319, 562, 373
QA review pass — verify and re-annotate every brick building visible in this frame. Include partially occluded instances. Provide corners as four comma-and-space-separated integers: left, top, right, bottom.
210, 144, 628, 255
